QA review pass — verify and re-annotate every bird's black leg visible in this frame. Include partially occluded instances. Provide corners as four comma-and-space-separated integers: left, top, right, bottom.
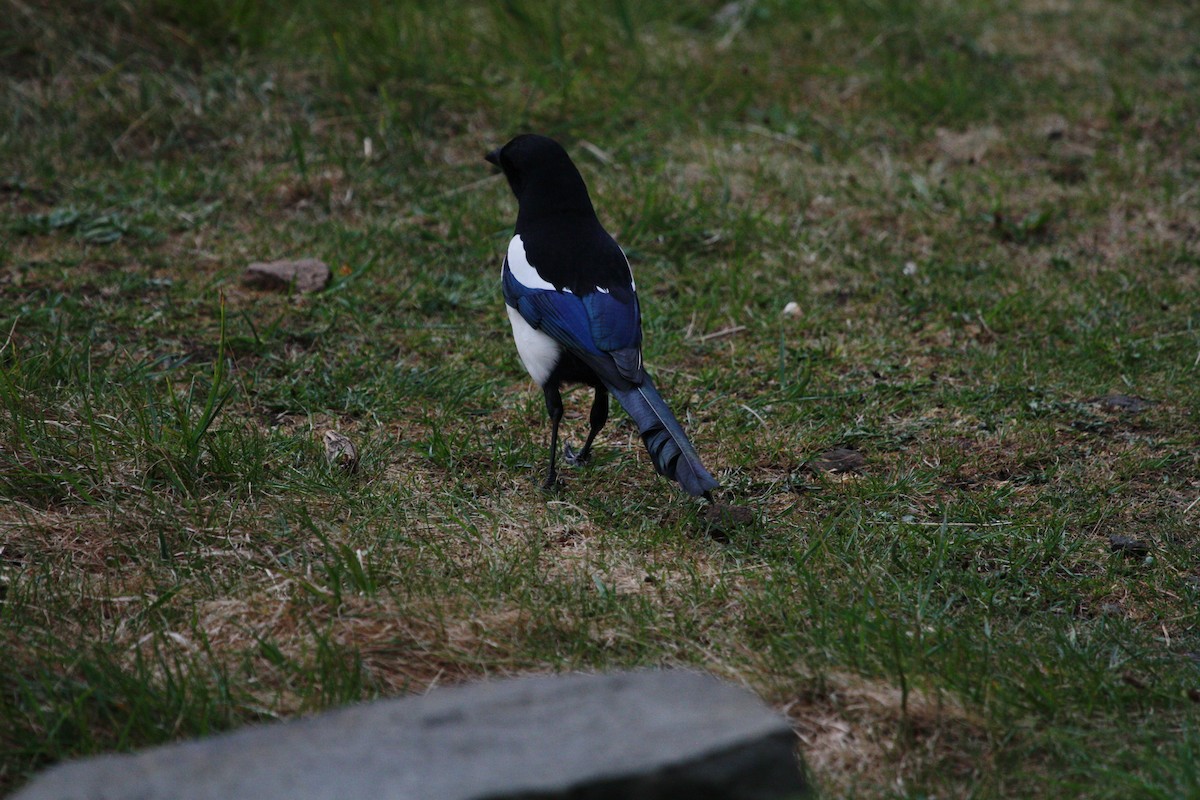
566, 385, 609, 466
542, 383, 564, 491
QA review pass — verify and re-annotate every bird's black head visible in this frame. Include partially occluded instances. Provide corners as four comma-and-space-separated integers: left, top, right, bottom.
486, 134, 595, 221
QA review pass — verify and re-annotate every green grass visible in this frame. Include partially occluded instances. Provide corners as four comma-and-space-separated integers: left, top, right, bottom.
2, 0, 1199, 796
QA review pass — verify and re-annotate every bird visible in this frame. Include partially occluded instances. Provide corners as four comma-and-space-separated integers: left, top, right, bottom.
486, 134, 719, 499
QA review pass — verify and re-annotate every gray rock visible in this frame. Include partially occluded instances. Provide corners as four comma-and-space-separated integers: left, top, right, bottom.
243, 258, 330, 293
15, 670, 807, 800
807, 447, 865, 474
1090, 393, 1152, 413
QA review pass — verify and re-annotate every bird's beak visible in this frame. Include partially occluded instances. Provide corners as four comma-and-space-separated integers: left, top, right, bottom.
484, 148, 502, 168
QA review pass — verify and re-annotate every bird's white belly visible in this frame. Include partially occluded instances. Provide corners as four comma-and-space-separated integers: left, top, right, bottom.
506, 305, 560, 386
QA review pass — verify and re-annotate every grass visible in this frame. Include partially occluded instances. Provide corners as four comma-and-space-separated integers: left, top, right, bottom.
2, 0, 1199, 796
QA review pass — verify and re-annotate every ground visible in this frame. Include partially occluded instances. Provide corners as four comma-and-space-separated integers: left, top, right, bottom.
1, 1, 1198, 797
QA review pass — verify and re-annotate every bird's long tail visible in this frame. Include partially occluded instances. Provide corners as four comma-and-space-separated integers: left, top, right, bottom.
610, 377, 718, 497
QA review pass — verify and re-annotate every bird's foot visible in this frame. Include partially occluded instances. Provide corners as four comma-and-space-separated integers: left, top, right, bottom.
540, 474, 563, 493
562, 442, 591, 467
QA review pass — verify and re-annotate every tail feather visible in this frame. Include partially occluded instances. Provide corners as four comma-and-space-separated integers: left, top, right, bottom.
610, 378, 718, 497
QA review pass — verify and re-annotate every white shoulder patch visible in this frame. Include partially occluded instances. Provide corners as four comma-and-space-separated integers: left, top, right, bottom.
506, 235, 556, 292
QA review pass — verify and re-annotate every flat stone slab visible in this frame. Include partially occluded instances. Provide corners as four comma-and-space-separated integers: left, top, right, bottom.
15, 669, 807, 800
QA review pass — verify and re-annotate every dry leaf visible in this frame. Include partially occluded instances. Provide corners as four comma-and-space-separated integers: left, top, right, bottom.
323, 431, 359, 473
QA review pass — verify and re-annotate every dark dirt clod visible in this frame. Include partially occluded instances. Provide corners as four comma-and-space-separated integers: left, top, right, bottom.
1108, 535, 1150, 558
1120, 672, 1147, 690
702, 503, 755, 541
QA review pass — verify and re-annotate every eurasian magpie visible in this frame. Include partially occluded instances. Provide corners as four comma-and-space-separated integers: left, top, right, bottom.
486, 134, 719, 498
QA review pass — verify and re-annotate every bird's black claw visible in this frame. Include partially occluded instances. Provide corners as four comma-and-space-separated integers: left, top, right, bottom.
563, 443, 590, 467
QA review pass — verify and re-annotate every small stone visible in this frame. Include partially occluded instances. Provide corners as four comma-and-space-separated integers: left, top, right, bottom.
1039, 114, 1069, 140
935, 125, 1002, 164
902, 261, 918, 276
782, 301, 801, 316
808, 448, 865, 474
244, 258, 331, 293
1090, 394, 1152, 413
322, 431, 359, 474
1109, 535, 1150, 559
